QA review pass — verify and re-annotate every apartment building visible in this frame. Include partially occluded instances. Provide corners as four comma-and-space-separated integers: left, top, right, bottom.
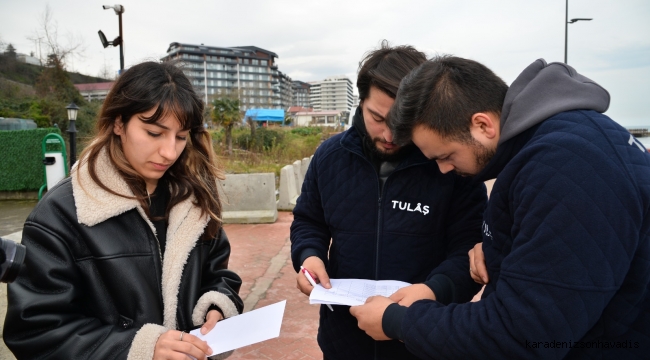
308, 76, 354, 113
162, 42, 280, 111
276, 71, 294, 110
292, 81, 311, 109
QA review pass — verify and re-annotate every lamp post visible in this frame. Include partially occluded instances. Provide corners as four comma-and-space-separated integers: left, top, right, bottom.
98, 5, 125, 71
564, 0, 592, 64
66, 102, 79, 170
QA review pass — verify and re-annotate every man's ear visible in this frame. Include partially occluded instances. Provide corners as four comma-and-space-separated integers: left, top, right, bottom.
113, 117, 124, 136
470, 112, 499, 140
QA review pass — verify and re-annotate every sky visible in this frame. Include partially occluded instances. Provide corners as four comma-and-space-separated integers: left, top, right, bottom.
1, 0, 649, 127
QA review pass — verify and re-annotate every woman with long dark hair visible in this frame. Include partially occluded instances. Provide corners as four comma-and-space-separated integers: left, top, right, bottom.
4, 61, 243, 359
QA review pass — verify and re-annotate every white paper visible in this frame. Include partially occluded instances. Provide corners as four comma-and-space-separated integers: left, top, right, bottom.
190, 300, 286, 356
309, 278, 411, 306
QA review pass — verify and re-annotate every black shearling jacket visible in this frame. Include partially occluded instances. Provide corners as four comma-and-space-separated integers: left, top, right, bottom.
3, 149, 243, 360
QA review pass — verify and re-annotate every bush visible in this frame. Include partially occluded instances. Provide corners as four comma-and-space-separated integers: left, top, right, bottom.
235, 128, 285, 152
290, 126, 322, 136
0, 127, 63, 191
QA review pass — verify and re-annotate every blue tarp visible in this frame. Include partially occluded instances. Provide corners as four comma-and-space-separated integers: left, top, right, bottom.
244, 109, 284, 122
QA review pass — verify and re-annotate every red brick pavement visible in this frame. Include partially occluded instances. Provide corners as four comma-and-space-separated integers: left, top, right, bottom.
224, 211, 323, 360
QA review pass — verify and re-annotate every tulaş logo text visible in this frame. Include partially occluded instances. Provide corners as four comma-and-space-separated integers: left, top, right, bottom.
391, 201, 429, 215
482, 221, 493, 240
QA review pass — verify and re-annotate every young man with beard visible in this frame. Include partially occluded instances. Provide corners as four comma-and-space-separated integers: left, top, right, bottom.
350, 56, 650, 358
290, 44, 487, 359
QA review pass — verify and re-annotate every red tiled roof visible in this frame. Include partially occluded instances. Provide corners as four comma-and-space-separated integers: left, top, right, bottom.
74, 82, 114, 91
288, 106, 312, 113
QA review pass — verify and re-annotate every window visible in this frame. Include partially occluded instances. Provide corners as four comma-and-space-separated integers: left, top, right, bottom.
261, 60, 268, 66
252, 59, 259, 65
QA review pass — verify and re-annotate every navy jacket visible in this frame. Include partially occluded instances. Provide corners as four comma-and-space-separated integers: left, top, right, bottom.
391, 60, 650, 359
290, 124, 486, 360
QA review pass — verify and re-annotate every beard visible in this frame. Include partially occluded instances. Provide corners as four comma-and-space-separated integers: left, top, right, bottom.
454, 139, 496, 177
364, 135, 411, 162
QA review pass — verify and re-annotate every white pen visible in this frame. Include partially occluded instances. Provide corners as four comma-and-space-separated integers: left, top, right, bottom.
301, 266, 334, 311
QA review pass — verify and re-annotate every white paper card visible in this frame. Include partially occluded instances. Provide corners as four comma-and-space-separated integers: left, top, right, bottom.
190, 300, 286, 356
309, 278, 411, 306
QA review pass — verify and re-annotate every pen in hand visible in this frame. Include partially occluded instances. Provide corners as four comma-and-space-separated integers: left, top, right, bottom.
301, 266, 334, 311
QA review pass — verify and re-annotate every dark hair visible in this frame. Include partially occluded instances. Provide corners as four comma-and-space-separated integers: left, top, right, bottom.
389, 55, 508, 145
357, 40, 427, 101
77, 61, 224, 238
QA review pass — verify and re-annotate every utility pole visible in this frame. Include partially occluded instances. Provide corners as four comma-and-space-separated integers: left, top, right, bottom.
564, 0, 592, 64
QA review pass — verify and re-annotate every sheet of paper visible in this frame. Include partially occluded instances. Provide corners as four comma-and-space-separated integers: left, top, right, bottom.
190, 300, 286, 356
309, 278, 410, 306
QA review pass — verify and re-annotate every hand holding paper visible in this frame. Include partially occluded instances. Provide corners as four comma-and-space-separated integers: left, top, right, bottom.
190, 300, 286, 356
309, 278, 410, 307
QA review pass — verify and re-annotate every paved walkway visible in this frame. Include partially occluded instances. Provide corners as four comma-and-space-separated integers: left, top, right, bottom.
0, 210, 322, 359
225, 212, 322, 359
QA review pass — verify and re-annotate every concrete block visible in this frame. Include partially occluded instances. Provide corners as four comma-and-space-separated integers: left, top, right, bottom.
220, 173, 278, 224
293, 160, 304, 195
300, 157, 310, 179
277, 165, 298, 211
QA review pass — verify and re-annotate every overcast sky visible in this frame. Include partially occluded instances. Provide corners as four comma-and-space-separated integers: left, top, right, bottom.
1, 0, 648, 127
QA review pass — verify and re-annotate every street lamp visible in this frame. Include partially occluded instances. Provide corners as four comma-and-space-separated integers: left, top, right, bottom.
66, 102, 79, 170
98, 4, 125, 71
564, 0, 592, 64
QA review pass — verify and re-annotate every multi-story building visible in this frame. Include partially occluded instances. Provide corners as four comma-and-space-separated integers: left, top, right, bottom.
292, 81, 311, 109
162, 43, 280, 111
307, 76, 354, 125
308, 82, 322, 111
276, 71, 293, 110
308, 76, 354, 113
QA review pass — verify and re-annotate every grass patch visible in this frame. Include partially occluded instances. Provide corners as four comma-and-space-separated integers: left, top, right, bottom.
212, 126, 340, 185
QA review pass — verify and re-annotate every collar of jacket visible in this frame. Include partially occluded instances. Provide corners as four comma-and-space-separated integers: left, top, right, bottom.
71, 147, 209, 330
475, 123, 542, 182
341, 108, 429, 171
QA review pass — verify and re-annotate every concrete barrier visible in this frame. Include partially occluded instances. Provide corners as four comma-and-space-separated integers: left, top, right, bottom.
300, 157, 310, 180
277, 165, 299, 211
220, 173, 278, 223
293, 160, 304, 195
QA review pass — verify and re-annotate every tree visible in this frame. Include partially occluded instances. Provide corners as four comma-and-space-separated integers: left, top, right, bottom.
28, 5, 84, 70
211, 97, 241, 155
35, 53, 84, 105
97, 57, 115, 80
4, 44, 17, 58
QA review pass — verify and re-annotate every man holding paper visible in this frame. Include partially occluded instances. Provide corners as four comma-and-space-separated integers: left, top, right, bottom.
290, 42, 487, 360
350, 56, 650, 358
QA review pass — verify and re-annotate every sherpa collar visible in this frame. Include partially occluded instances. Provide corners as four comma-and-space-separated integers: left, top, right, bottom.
71, 148, 210, 329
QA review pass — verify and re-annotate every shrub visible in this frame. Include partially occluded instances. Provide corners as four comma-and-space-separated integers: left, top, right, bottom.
290, 126, 322, 136
0, 127, 63, 191
235, 128, 285, 152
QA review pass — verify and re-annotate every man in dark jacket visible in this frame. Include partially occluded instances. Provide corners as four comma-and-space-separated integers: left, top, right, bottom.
290, 44, 487, 359
350, 56, 650, 358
